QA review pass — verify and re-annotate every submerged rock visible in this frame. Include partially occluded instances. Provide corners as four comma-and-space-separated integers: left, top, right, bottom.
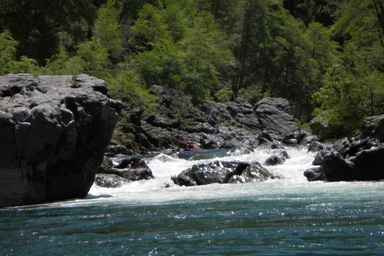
0, 74, 122, 207
171, 160, 276, 186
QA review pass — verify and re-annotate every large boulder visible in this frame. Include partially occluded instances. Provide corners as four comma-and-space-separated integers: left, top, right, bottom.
359, 114, 384, 141
0, 74, 122, 207
305, 148, 384, 182
171, 160, 276, 186
254, 98, 298, 141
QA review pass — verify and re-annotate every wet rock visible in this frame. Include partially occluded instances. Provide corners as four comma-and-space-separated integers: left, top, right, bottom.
304, 167, 324, 181
171, 160, 275, 186
308, 141, 324, 152
312, 151, 326, 165
99, 157, 154, 182
283, 130, 317, 145
94, 174, 128, 188
264, 150, 289, 166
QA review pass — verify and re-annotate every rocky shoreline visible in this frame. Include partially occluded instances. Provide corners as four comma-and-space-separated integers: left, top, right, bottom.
304, 115, 384, 182
2, 74, 384, 207
96, 85, 316, 188
110, 85, 312, 154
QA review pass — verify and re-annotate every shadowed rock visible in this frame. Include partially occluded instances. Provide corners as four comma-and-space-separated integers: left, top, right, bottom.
304, 115, 384, 182
0, 74, 122, 207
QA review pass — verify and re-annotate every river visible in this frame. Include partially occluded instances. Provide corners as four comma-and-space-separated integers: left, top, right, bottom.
1, 147, 383, 255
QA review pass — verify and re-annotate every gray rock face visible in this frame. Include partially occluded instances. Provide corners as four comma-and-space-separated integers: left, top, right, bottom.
116, 86, 300, 153
254, 98, 298, 141
0, 74, 122, 207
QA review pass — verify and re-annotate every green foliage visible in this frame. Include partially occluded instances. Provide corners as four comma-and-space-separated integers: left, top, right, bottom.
93, 0, 123, 61
130, 3, 171, 51
12, 56, 39, 74
231, 0, 338, 121
215, 87, 232, 102
129, 1, 233, 102
2, 0, 383, 139
107, 67, 157, 112
312, 59, 384, 138
43, 50, 83, 75
0, 30, 39, 75
0, 0, 100, 64
0, 30, 18, 75
178, 11, 233, 101
311, 0, 384, 138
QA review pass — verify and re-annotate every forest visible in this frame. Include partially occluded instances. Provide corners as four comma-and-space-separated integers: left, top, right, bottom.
1, 0, 384, 139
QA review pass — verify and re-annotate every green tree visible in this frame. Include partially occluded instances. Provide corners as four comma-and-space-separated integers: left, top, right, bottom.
93, 0, 123, 61
232, 0, 337, 120
179, 11, 233, 101
0, 30, 39, 75
0, 30, 18, 75
0, 0, 101, 65
128, 1, 233, 101
311, 0, 384, 138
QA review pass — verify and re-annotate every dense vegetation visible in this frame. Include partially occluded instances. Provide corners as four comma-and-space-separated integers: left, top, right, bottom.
1, 0, 384, 139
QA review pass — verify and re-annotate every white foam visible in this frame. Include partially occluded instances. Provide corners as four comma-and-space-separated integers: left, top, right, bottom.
87, 146, 316, 205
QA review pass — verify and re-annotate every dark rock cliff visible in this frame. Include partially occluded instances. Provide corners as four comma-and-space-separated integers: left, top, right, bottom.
0, 74, 122, 207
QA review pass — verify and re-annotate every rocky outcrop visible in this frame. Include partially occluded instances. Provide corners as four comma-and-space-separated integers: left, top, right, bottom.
113, 86, 300, 153
95, 157, 154, 188
0, 74, 122, 207
304, 115, 384, 182
254, 98, 298, 141
171, 160, 276, 186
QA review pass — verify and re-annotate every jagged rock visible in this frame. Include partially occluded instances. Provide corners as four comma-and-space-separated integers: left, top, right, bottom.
254, 98, 298, 141
283, 130, 318, 145
0, 74, 122, 207
171, 160, 275, 186
359, 115, 384, 141
99, 157, 154, 182
106, 141, 133, 157
304, 115, 384, 182
312, 151, 326, 165
308, 141, 325, 152
264, 150, 289, 166
94, 174, 128, 188
113, 86, 299, 153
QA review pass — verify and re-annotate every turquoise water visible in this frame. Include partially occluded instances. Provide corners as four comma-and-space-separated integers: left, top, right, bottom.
1, 148, 384, 255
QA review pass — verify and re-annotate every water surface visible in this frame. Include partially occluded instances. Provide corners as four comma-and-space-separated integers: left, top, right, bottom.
1, 147, 383, 255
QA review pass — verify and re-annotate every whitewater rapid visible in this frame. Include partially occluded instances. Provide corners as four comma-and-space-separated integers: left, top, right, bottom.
3, 146, 384, 255
85, 146, 317, 206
